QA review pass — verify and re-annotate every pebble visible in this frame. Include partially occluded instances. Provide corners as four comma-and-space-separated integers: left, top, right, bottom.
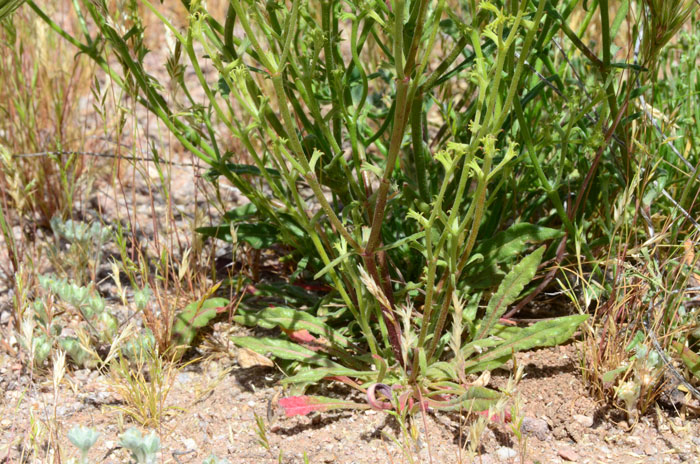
558, 446, 580, 462
552, 425, 567, 439
182, 438, 197, 450
573, 414, 594, 428
495, 446, 517, 461
521, 416, 550, 441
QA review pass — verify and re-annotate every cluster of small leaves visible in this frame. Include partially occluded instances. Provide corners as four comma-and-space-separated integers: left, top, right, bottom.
21, 274, 117, 367
67, 426, 100, 464
50, 217, 111, 244
67, 426, 229, 464
601, 332, 664, 416
48, 216, 111, 283
119, 428, 161, 464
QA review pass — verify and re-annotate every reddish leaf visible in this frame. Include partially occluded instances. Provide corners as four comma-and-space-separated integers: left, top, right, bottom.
325, 375, 365, 391
284, 328, 316, 343
281, 328, 329, 352
277, 395, 368, 417
477, 410, 512, 423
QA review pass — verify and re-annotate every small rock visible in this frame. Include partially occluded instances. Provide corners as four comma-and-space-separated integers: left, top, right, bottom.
558, 446, 580, 462
573, 414, 593, 428
495, 446, 517, 461
182, 438, 197, 450
521, 416, 550, 441
552, 425, 567, 439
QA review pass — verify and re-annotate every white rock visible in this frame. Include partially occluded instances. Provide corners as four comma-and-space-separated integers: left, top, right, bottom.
182, 438, 197, 450
573, 414, 594, 428
495, 446, 517, 461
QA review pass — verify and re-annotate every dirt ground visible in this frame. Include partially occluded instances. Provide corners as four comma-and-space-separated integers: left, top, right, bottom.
1, 340, 699, 464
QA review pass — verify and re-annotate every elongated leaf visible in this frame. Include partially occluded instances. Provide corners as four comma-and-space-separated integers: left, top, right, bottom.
464, 314, 588, 373
471, 247, 545, 344
672, 341, 700, 379
231, 336, 338, 367
426, 386, 502, 413
233, 306, 351, 347
280, 367, 376, 385
277, 395, 369, 417
196, 223, 279, 249
282, 328, 326, 351
206, 163, 281, 180
173, 297, 229, 348
250, 282, 320, 306
222, 202, 258, 222
473, 224, 562, 264
601, 365, 628, 384
313, 250, 354, 280
0, 0, 25, 21
464, 224, 562, 289
425, 362, 458, 381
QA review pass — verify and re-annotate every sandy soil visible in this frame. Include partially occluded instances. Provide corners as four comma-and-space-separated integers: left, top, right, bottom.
1, 340, 699, 464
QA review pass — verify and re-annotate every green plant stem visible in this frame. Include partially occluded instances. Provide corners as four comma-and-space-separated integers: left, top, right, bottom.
410, 90, 429, 203
598, 0, 626, 172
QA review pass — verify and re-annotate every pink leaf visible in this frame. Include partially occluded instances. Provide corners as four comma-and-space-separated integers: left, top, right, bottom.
277, 395, 367, 417
477, 410, 512, 423
284, 329, 317, 344
281, 328, 329, 352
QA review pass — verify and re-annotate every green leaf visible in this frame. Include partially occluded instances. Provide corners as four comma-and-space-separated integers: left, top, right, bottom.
231, 336, 338, 367
246, 283, 319, 306
313, 250, 354, 280
196, 223, 279, 249
0, 0, 25, 21
463, 224, 561, 289
427, 386, 502, 412
672, 341, 700, 380
233, 306, 351, 347
173, 297, 228, 349
217, 77, 230, 96
425, 361, 457, 381
464, 314, 588, 373
280, 367, 376, 385
472, 223, 562, 265
206, 163, 282, 180
223, 202, 258, 222
471, 246, 545, 344
601, 365, 628, 384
